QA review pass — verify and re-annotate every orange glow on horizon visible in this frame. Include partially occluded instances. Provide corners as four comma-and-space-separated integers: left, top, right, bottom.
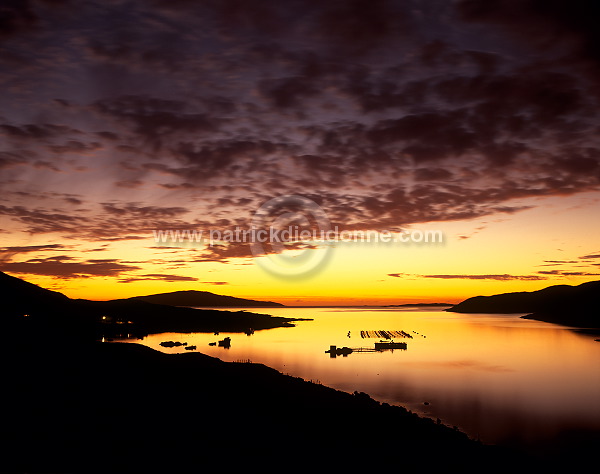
3, 193, 600, 306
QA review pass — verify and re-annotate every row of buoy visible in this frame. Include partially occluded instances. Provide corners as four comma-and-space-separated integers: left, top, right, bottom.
360, 330, 413, 339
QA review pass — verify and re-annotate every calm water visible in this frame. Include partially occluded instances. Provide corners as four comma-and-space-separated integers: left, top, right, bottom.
121, 307, 600, 450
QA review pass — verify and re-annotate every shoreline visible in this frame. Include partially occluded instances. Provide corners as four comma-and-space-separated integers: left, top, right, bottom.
521, 311, 600, 330
2, 320, 532, 472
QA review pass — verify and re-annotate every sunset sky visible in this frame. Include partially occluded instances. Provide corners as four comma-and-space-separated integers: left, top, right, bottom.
1, 0, 600, 305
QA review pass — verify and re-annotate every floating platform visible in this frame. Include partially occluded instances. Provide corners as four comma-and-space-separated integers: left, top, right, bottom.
326, 342, 407, 358
374, 341, 407, 350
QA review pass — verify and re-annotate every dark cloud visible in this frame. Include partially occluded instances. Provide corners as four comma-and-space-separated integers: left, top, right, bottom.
0, 151, 26, 168
0, 244, 66, 253
414, 168, 453, 181
114, 180, 143, 189
118, 273, 199, 283
63, 196, 83, 205
49, 140, 102, 154
579, 253, 600, 259
0, 256, 140, 278
193, 238, 320, 264
538, 270, 600, 276
365, 112, 477, 157
388, 273, 547, 281
195, 243, 257, 263
0, 123, 82, 140
169, 139, 290, 178
0, 1, 38, 38
258, 76, 320, 109
456, 0, 600, 69
101, 203, 189, 219
96, 235, 148, 242
92, 95, 223, 149
314, 0, 413, 56
1, 0, 599, 247
0, 205, 88, 233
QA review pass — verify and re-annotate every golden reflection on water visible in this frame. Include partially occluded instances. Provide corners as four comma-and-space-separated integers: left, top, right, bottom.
126, 307, 600, 446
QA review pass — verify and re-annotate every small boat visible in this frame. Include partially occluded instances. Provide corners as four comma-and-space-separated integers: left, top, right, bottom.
325, 345, 353, 357
184, 345, 196, 351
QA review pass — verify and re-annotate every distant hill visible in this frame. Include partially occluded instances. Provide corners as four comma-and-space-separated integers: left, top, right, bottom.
126, 290, 285, 307
447, 280, 600, 327
383, 303, 452, 307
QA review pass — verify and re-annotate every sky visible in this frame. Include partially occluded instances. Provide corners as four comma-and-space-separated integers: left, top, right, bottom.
1, 0, 600, 305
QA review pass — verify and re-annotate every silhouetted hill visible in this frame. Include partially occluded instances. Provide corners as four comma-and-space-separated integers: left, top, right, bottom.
126, 289, 284, 307
0, 272, 296, 336
448, 280, 600, 327
2, 270, 70, 314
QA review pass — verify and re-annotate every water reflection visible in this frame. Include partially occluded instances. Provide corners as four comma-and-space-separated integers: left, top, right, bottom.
123, 307, 600, 454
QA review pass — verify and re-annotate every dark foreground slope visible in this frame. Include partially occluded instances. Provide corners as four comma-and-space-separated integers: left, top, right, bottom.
126, 289, 284, 307
447, 280, 600, 327
1, 316, 531, 473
